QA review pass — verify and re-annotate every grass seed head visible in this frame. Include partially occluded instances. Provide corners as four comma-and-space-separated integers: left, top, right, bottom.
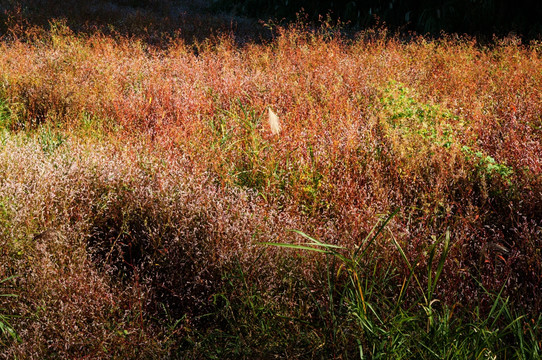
268, 108, 281, 135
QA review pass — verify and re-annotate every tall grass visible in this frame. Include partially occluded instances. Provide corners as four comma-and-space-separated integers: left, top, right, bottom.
0, 14, 540, 358
0, 276, 19, 345
266, 216, 541, 358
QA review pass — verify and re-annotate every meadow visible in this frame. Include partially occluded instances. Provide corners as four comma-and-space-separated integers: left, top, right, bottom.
0, 6, 541, 358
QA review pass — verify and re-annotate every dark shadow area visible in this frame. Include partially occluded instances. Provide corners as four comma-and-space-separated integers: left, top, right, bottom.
5, 0, 542, 44
211, 0, 542, 40
0, 0, 273, 46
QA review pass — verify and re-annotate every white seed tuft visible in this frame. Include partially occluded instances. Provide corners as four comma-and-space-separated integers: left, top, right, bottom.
268, 108, 281, 135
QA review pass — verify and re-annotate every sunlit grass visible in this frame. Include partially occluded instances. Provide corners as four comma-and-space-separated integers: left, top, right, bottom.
0, 16, 540, 358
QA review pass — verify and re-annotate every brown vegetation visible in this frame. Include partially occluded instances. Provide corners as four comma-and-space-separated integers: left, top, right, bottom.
0, 14, 541, 357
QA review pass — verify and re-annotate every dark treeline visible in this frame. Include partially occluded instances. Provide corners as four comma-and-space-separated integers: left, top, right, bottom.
212, 0, 542, 38
2, 0, 542, 39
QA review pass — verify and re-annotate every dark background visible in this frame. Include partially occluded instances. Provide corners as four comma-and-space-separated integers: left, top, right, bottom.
1, 0, 542, 39
211, 0, 542, 38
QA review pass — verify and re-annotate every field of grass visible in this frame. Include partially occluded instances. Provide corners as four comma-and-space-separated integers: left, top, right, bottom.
0, 5, 541, 358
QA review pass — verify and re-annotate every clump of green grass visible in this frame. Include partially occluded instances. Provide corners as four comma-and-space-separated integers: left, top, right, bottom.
0, 98, 13, 131
0, 275, 19, 346
263, 213, 541, 358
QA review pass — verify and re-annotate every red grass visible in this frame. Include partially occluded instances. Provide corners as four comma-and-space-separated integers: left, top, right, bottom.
0, 17, 541, 356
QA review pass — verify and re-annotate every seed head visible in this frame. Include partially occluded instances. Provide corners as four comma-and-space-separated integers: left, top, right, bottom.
268, 108, 281, 135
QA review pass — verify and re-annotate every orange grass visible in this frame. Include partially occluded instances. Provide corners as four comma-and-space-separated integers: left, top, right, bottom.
0, 19, 541, 356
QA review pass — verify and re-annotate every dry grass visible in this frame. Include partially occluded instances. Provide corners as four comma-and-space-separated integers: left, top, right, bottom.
0, 15, 541, 357
268, 108, 281, 135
